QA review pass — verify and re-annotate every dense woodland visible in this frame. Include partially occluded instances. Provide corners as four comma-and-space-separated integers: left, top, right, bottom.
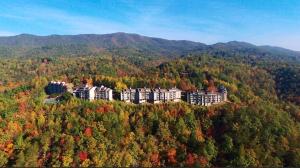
0, 34, 300, 167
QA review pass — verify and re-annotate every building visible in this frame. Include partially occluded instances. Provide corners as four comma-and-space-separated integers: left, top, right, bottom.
149, 88, 182, 103
135, 88, 151, 104
166, 87, 182, 102
121, 87, 182, 104
73, 85, 113, 101
95, 85, 113, 101
73, 84, 96, 101
187, 86, 227, 106
45, 81, 73, 95
120, 88, 136, 103
120, 88, 150, 104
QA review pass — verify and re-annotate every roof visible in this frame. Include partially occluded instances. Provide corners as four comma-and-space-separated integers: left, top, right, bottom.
137, 88, 151, 92
74, 84, 92, 92
50, 81, 66, 86
95, 85, 112, 92
122, 88, 136, 92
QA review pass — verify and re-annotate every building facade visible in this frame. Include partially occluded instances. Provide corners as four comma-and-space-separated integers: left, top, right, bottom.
187, 86, 227, 106
149, 88, 182, 103
120, 88, 136, 103
73, 85, 96, 101
121, 87, 182, 104
95, 85, 113, 101
70, 83, 227, 106
45, 81, 73, 95
73, 85, 113, 101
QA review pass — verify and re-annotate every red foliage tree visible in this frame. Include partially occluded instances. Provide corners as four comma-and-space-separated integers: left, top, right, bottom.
150, 152, 160, 166
206, 127, 214, 137
18, 101, 27, 113
186, 153, 196, 167
198, 156, 208, 167
179, 79, 190, 91
206, 79, 217, 92
78, 151, 88, 162
84, 127, 93, 137
60, 138, 65, 145
167, 148, 177, 164
117, 69, 127, 77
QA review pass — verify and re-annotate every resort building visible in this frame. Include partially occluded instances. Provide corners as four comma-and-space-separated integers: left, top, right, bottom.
94, 85, 113, 101
73, 85, 113, 101
46, 81, 227, 106
149, 88, 182, 103
73, 84, 96, 101
187, 86, 227, 106
45, 81, 73, 95
120, 88, 136, 103
121, 87, 182, 104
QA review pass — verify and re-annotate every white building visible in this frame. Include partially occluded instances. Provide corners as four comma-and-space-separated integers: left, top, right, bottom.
121, 87, 182, 104
73, 84, 96, 101
95, 85, 113, 101
187, 86, 227, 106
73, 85, 113, 101
120, 88, 136, 103
150, 88, 181, 103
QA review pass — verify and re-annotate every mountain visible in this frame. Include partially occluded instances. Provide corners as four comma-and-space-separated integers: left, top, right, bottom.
0, 33, 300, 167
193, 41, 300, 63
0, 32, 299, 63
0, 33, 205, 58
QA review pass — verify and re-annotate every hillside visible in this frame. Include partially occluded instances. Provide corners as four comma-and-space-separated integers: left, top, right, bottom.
0, 33, 299, 167
0, 33, 299, 63
0, 33, 205, 58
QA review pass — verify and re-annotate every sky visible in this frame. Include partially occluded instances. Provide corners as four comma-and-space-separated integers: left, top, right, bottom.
0, 0, 300, 51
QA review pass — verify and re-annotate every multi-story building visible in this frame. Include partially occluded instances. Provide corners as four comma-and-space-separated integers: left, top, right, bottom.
73, 84, 96, 101
45, 81, 73, 95
121, 87, 182, 104
187, 86, 227, 106
135, 88, 151, 104
149, 88, 182, 103
95, 85, 113, 101
74, 85, 113, 101
120, 88, 136, 103
166, 87, 182, 102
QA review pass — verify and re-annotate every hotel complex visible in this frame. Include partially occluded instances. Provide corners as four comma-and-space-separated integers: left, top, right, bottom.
45, 81, 73, 95
120, 87, 181, 104
187, 86, 227, 106
73, 84, 113, 101
45, 81, 227, 106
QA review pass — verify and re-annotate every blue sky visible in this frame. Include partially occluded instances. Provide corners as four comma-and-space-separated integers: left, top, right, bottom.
0, 0, 300, 50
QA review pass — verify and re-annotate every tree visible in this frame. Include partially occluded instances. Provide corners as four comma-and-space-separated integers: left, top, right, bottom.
115, 81, 127, 92
203, 139, 218, 161
24, 142, 39, 167
167, 148, 177, 164
15, 151, 26, 167
84, 127, 93, 137
0, 151, 8, 167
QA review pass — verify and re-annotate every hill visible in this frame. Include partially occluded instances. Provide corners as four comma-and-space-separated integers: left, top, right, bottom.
0, 33, 205, 58
0, 33, 299, 167
0, 33, 299, 63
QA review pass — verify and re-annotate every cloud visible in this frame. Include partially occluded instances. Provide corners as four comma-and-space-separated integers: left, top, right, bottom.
0, 4, 131, 35
260, 35, 300, 51
0, 31, 16, 36
0, 2, 298, 50
0, 14, 30, 20
15, 5, 131, 34
1, 4, 224, 43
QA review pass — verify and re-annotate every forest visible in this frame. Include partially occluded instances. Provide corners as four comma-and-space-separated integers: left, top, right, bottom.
0, 34, 300, 167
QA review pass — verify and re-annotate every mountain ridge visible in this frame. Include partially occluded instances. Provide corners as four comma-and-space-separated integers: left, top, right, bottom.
0, 33, 297, 51
0, 32, 299, 63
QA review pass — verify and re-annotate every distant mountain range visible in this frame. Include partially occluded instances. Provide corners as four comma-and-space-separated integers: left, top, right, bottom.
0, 32, 299, 62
